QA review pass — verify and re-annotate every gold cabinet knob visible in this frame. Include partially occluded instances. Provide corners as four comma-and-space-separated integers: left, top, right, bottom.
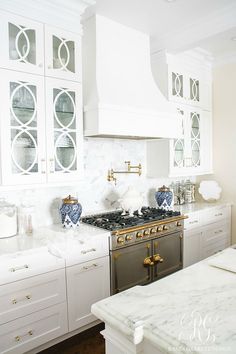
117, 236, 124, 244
136, 232, 143, 239
153, 254, 164, 263
143, 230, 149, 236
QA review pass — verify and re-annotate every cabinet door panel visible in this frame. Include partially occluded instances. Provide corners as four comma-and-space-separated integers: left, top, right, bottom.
0, 70, 46, 185
45, 78, 83, 182
67, 256, 110, 331
0, 12, 44, 75
45, 26, 81, 81
183, 230, 201, 267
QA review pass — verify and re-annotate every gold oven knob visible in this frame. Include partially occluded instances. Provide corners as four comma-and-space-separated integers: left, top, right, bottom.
157, 226, 163, 232
150, 228, 156, 234
126, 235, 133, 241
143, 230, 150, 236
117, 236, 124, 244
163, 225, 169, 231
136, 232, 143, 239
177, 221, 182, 227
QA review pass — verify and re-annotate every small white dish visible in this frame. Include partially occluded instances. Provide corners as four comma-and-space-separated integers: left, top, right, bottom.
198, 180, 222, 202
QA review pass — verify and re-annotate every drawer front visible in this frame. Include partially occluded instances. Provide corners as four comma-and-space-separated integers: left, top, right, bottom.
66, 236, 109, 266
0, 302, 68, 354
184, 212, 201, 230
201, 222, 231, 259
0, 248, 65, 285
202, 205, 231, 226
0, 269, 66, 325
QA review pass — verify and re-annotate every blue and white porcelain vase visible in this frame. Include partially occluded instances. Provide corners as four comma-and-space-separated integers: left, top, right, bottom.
155, 185, 174, 211
60, 195, 82, 229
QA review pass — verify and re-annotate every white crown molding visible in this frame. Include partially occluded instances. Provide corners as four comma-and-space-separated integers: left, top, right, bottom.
0, 0, 95, 33
151, 2, 236, 54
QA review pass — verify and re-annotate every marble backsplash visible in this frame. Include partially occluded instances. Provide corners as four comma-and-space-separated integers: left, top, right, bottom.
0, 138, 194, 228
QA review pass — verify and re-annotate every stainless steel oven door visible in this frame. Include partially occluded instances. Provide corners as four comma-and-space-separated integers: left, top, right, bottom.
111, 240, 153, 294
153, 231, 183, 281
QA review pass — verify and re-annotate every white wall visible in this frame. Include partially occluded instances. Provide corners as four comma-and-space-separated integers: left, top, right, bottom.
0, 138, 185, 228
211, 62, 236, 243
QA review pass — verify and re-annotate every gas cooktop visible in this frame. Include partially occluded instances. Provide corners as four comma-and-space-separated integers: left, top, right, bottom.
81, 207, 181, 231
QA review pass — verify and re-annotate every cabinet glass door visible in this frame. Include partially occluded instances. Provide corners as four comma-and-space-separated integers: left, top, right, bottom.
173, 109, 185, 168
0, 70, 46, 185
171, 72, 184, 99
45, 26, 81, 81
0, 13, 44, 74
189, 77, 200, 103
46, 78, 82, 182
190, 112, 201, 167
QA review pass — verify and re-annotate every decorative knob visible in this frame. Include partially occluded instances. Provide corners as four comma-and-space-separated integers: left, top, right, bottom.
153, 254, 164, 263
150, 228, 156, 234
163, 225, 169, 231
136, 232, 143, 239
157, 226, 163, 232
126, 235, 133, 241
177, 221, 182, 227
117, 236, 124, 244
143, 230, 149, 236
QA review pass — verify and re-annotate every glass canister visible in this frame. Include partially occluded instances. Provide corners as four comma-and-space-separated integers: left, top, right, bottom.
155, 185, 174, 211
0, 198, 17, 238
60, 195, 82, 229
18, 205, 35, 235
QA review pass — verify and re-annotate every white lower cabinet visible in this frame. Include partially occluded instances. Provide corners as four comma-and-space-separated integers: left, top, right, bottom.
67, 256, 110, 331
0, 302, 68, 354
183, 229, 202, 268
183, 204, 231, 267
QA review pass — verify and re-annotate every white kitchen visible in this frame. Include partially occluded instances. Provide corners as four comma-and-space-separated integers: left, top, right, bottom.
0, 0, 235, 353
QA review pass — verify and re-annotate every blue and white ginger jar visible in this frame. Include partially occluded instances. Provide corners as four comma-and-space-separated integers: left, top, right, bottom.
155, 185, 174, 211
60, 195, 82, 229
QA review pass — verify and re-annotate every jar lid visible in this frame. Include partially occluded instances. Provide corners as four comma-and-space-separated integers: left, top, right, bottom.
62, 195, 78, 204
158, 185, 170, 192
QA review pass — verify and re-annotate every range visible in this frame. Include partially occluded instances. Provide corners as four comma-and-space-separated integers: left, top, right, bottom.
82, 207, 186, 294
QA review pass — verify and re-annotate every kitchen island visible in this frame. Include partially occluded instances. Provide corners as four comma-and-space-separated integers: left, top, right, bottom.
92, 247, 236, 354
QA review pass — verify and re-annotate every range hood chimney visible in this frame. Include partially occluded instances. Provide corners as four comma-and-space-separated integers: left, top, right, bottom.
83, 15, 181, 139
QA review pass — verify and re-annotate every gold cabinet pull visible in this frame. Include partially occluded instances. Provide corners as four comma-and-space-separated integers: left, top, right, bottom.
83, 263, 98, 270
12, 294, 32, 305
15, 330, 33, 342
9, 264, 29, 272
143, 257, 154, 266
153, 254, 164, 263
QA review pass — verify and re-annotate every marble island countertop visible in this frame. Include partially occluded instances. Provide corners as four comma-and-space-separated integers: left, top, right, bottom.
174, 201, 232, 214
92, 248, 236, 354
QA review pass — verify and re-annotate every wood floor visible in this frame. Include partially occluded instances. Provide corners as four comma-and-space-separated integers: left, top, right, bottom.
40, 324, 105, 354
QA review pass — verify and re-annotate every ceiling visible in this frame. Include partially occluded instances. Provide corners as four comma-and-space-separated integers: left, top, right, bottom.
84, 0, 236, 63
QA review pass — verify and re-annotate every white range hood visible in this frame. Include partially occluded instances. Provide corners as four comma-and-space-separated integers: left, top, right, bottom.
83, 15, 181, 139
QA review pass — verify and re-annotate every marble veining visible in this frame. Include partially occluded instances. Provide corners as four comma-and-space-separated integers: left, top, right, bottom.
92, 250, 236, 353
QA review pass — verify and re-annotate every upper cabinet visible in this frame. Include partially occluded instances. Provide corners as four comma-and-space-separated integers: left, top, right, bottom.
0, 13, 81, 81
0, 10, 83, 186
44, 26, 81, 82
0, 12, 44, 75
148, 49, 213, 177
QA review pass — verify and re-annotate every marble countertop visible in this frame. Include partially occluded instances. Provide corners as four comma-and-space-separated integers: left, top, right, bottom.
0, 223, 110, 257
91, 248, 236, 353
174, 201, 231, 215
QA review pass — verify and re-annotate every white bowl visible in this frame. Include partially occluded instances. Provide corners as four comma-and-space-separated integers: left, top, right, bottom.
198, 180, 222, 202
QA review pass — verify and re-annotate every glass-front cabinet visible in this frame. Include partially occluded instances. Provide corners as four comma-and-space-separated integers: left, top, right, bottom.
168, 66, 201, 107
46, 79, 82, 182
0, 12, 44, 75
0, 70, 46, 185
45, 26, 81, 82
0, 71, 82, 186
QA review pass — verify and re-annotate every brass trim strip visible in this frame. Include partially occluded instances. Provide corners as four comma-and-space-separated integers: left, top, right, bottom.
111, 215, 187, 236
